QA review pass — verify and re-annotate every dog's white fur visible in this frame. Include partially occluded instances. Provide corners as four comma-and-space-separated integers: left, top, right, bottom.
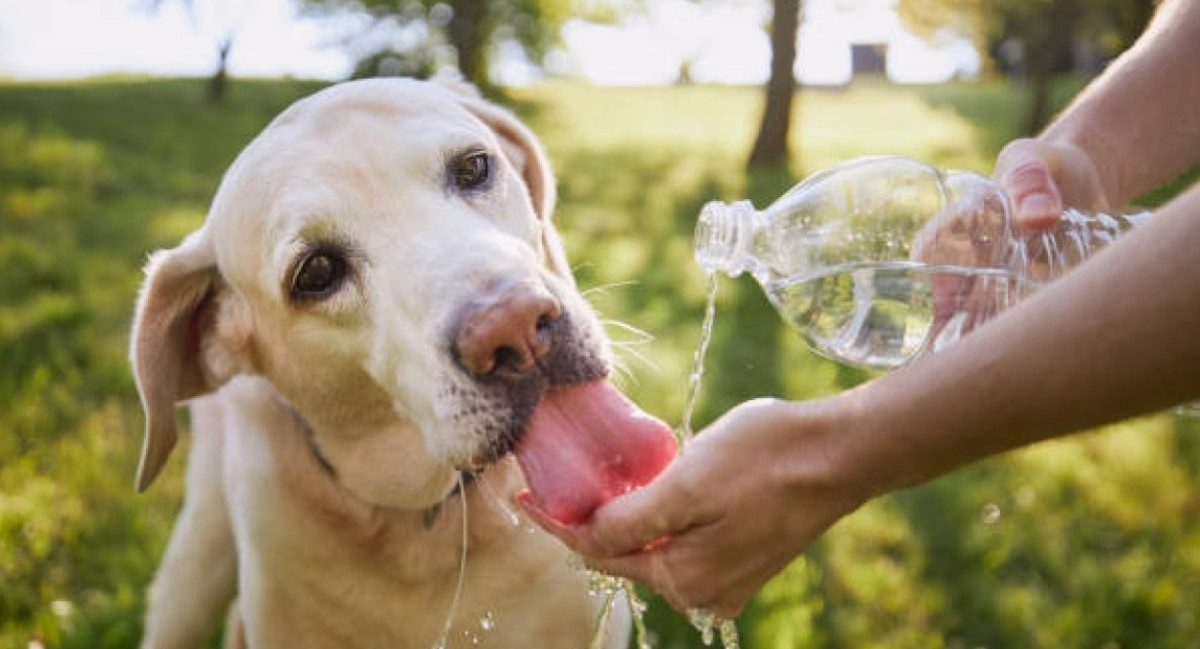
131, 78, 628, 649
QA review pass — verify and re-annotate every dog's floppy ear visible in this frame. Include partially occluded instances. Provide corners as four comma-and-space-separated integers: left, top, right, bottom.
129, 229, 247, 491
447, 84, 572, 281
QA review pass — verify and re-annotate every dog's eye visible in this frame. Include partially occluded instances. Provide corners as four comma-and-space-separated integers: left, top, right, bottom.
291, 251, 347, 301
451, 151, 491, 191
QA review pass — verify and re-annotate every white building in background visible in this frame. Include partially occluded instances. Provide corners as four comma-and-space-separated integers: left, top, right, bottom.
796, 0, 981, 86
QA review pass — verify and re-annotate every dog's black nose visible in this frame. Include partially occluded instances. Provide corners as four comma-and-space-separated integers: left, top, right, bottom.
454, 282, 562, 379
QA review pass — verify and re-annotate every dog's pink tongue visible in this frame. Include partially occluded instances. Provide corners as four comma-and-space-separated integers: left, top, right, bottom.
515, 381, 677, 525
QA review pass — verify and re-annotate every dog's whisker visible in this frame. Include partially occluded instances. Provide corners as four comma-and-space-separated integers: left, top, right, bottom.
610, 342, 660, 376
570, 261, 596, 276
607, 353, 637, 388
580, 279, 641, 299
601, 319, 655, 346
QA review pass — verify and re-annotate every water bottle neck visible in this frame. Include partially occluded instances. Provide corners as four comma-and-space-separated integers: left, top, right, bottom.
694, 200, 760, 277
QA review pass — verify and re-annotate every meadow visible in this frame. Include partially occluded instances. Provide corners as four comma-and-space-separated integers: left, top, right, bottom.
1, 76, 1197, 649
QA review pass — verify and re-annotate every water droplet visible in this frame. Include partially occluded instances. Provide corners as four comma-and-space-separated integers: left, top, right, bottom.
50, 599, 74, 618
688, 608, 717, 646
686, 608, 741, 649
479, 611, 495, 631
981, 502, 1001, 525
461, 629, 481, 645
586, 569, 625, 596
719, 620, 741, 649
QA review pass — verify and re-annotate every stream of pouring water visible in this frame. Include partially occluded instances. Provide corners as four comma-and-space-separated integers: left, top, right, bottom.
676, 273, 740, 649
586, 273, 739, 649
678, 273, 719, 447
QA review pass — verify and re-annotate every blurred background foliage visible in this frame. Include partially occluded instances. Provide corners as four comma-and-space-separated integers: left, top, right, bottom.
1, 73, 1197, 649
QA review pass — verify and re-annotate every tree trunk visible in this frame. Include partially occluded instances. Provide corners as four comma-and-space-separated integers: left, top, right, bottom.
1022, 50, 1052, 135
1021, 0, 1080, 135
207, 35, 233, 105
747, 0, 801, 170
448, 0, 488, 87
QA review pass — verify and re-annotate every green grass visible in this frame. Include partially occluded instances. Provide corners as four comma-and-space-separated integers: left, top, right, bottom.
1, 76, 1197, 649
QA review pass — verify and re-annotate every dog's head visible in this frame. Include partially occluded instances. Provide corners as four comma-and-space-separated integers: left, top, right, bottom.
130, 79, 613, 509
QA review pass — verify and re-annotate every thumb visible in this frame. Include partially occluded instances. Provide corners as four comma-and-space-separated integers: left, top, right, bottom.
996, 139, 1064, 230
582, 468, 702, 557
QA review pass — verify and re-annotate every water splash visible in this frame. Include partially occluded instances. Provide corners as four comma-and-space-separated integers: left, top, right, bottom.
624, 580, 653, 649
687, 608, 740, 649
587, 584, 618, 649
689, 609, 717, 645
585, 569, 655, 649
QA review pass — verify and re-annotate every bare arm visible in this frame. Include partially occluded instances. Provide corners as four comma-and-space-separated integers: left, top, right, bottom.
529, 183, 1200, 617
842, 181, 1200, 494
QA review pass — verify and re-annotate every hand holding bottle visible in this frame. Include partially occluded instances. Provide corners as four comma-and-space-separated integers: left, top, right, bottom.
910, 139, 1113, 352
696, 156, 1144, 370
993, 138, 1112, 229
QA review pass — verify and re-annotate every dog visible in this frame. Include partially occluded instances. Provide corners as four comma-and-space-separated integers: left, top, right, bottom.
128, 78, 676, 649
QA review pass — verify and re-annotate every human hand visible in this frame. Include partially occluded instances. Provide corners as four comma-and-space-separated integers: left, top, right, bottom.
910, 139, 1112, 352
995, 138, 1110, 229
519, 397, 870, 619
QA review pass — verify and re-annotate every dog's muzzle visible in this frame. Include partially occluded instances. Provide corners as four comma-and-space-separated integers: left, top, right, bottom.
443, 280, 609, 466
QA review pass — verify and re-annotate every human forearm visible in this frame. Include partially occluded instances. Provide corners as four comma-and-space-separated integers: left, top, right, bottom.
835, 183, 1200, 495
1039, 0, 1200, 206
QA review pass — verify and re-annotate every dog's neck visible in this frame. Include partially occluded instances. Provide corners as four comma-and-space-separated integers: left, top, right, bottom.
272, 389, 475, 524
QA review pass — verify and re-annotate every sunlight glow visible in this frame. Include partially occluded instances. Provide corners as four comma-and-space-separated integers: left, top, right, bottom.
0, 0, 978, 85
0, 0, 347, 80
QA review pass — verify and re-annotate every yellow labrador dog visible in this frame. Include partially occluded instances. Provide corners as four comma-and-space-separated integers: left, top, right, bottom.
130, 79, 676, 649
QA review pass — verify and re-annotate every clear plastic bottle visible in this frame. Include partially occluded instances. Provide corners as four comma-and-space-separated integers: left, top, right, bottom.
695, 155, 1150, 371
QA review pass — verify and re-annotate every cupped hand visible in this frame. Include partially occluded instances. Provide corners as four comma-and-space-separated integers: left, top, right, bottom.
520, 397, 870, 619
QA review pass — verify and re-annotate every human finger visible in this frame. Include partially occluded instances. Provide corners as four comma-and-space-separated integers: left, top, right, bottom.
581, 468, 706, 557
996, 138, 1064, 229
517, 471, 703, 559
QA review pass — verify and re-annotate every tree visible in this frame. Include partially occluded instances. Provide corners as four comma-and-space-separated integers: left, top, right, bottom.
142, 0, 238, 104
746, 0, 801, 170
304, 0, 570, 89
897, 0, 1156, 135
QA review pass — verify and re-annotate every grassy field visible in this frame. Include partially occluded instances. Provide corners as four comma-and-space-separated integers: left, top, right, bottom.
1, 76, 1197, 649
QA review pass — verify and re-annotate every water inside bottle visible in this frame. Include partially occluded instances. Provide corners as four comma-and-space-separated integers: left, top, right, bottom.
765, 261, 1016, 370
